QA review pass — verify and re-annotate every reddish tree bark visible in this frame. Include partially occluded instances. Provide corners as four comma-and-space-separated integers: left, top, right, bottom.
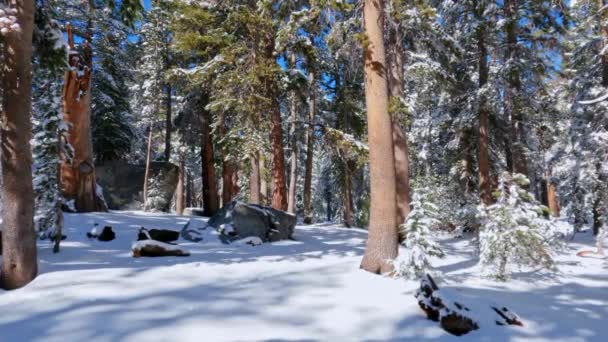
249, 153, 261, 204
360, 0, 399, 274
0, 0, 38, 289
201, 110, 219, 216
60, 24, 105, 212
387, 10, 411, 226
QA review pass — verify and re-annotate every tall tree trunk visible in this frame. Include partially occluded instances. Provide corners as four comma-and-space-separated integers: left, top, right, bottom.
260, 153, 268, 205
504, 0, 527, 176
287, 53, 298, 214
343, 162, 354, 227
303, 69, 316, 224
176, 157, 185, 215
60, 24, 104, 212
249, 152, 261, 204
387, 11, 410, 226
268, 90, 288, 211
164, 85, 172, 161
201, 109, 219, 216
547, 179, 560, 217
478, 23, 492, 206
0, 0, 38, 289
143, 124, 153, 210
220, 112, 236, 205
360, 0, 399, 274
186, 171, 193, 207
600, 0, 608, 86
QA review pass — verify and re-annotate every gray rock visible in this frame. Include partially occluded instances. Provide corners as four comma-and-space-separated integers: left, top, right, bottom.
96, 161, 179, 212
208, 201, 296, 243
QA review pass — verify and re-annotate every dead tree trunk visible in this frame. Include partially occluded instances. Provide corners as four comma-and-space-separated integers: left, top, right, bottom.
0, 0, 38, 289
60, 24, 105, 212
360, 0, 399, 274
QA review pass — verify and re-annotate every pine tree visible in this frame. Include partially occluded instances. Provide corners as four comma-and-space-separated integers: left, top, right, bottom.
478, 173, 560, 280
32, 2, 71, 243
391, 192, 444, 279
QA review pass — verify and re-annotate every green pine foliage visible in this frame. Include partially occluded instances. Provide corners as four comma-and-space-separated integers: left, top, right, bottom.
478, 173, 562, 280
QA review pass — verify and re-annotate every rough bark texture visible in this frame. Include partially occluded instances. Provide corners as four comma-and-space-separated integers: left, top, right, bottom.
360, 0, 399, 274
504, 0, 528, 176
287, 53, 298, 214
201, 110, 219, 216
260, 153, 268, 205
60, 24, 105, 212
164, 84, 172, 161
0, 0, 38, 290
387, 12, 411, 226
267, 58, 288, 210
477, 23, 492, 206
303, 69, 316, 224
220, 112, 237, 206
176, 157, 185, 215
547, 180, 560, 217
249, 153, 261, 205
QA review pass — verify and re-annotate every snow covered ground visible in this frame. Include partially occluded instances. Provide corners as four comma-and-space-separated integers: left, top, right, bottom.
0, 211, 607, 341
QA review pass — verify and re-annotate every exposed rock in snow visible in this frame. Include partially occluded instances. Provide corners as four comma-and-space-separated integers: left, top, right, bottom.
208, 201, 296, 243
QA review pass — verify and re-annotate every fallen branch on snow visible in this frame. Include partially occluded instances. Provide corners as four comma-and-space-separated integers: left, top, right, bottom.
415, 274, 523, 336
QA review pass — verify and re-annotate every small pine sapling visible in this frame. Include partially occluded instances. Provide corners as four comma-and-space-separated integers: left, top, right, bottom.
478, 172, 560, 280
391, 193, 445, 279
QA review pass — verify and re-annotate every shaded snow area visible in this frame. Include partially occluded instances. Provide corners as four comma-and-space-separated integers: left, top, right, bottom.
1, 211, 607, 341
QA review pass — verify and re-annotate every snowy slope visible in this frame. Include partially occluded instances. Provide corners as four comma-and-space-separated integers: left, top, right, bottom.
0, 211, 606, 342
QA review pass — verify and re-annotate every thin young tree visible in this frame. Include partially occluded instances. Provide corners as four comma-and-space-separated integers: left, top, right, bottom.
360, 0, 399, 274
0, 0, 38, 289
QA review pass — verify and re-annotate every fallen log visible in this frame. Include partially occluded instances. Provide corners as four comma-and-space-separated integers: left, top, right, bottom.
415, 274, 523, 336
137, 227, 180, 244
132, 240, 190, 258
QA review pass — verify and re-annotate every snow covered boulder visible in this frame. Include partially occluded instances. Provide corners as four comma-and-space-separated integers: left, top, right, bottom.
208, 201, 296, 243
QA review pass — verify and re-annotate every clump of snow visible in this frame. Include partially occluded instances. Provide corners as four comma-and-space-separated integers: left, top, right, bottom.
234, 236, 263, 246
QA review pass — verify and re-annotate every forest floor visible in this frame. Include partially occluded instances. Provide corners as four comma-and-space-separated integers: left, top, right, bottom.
0, 211, 607, 341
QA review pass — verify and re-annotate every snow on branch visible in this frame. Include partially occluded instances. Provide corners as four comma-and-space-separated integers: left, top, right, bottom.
579, 92, 608, 105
